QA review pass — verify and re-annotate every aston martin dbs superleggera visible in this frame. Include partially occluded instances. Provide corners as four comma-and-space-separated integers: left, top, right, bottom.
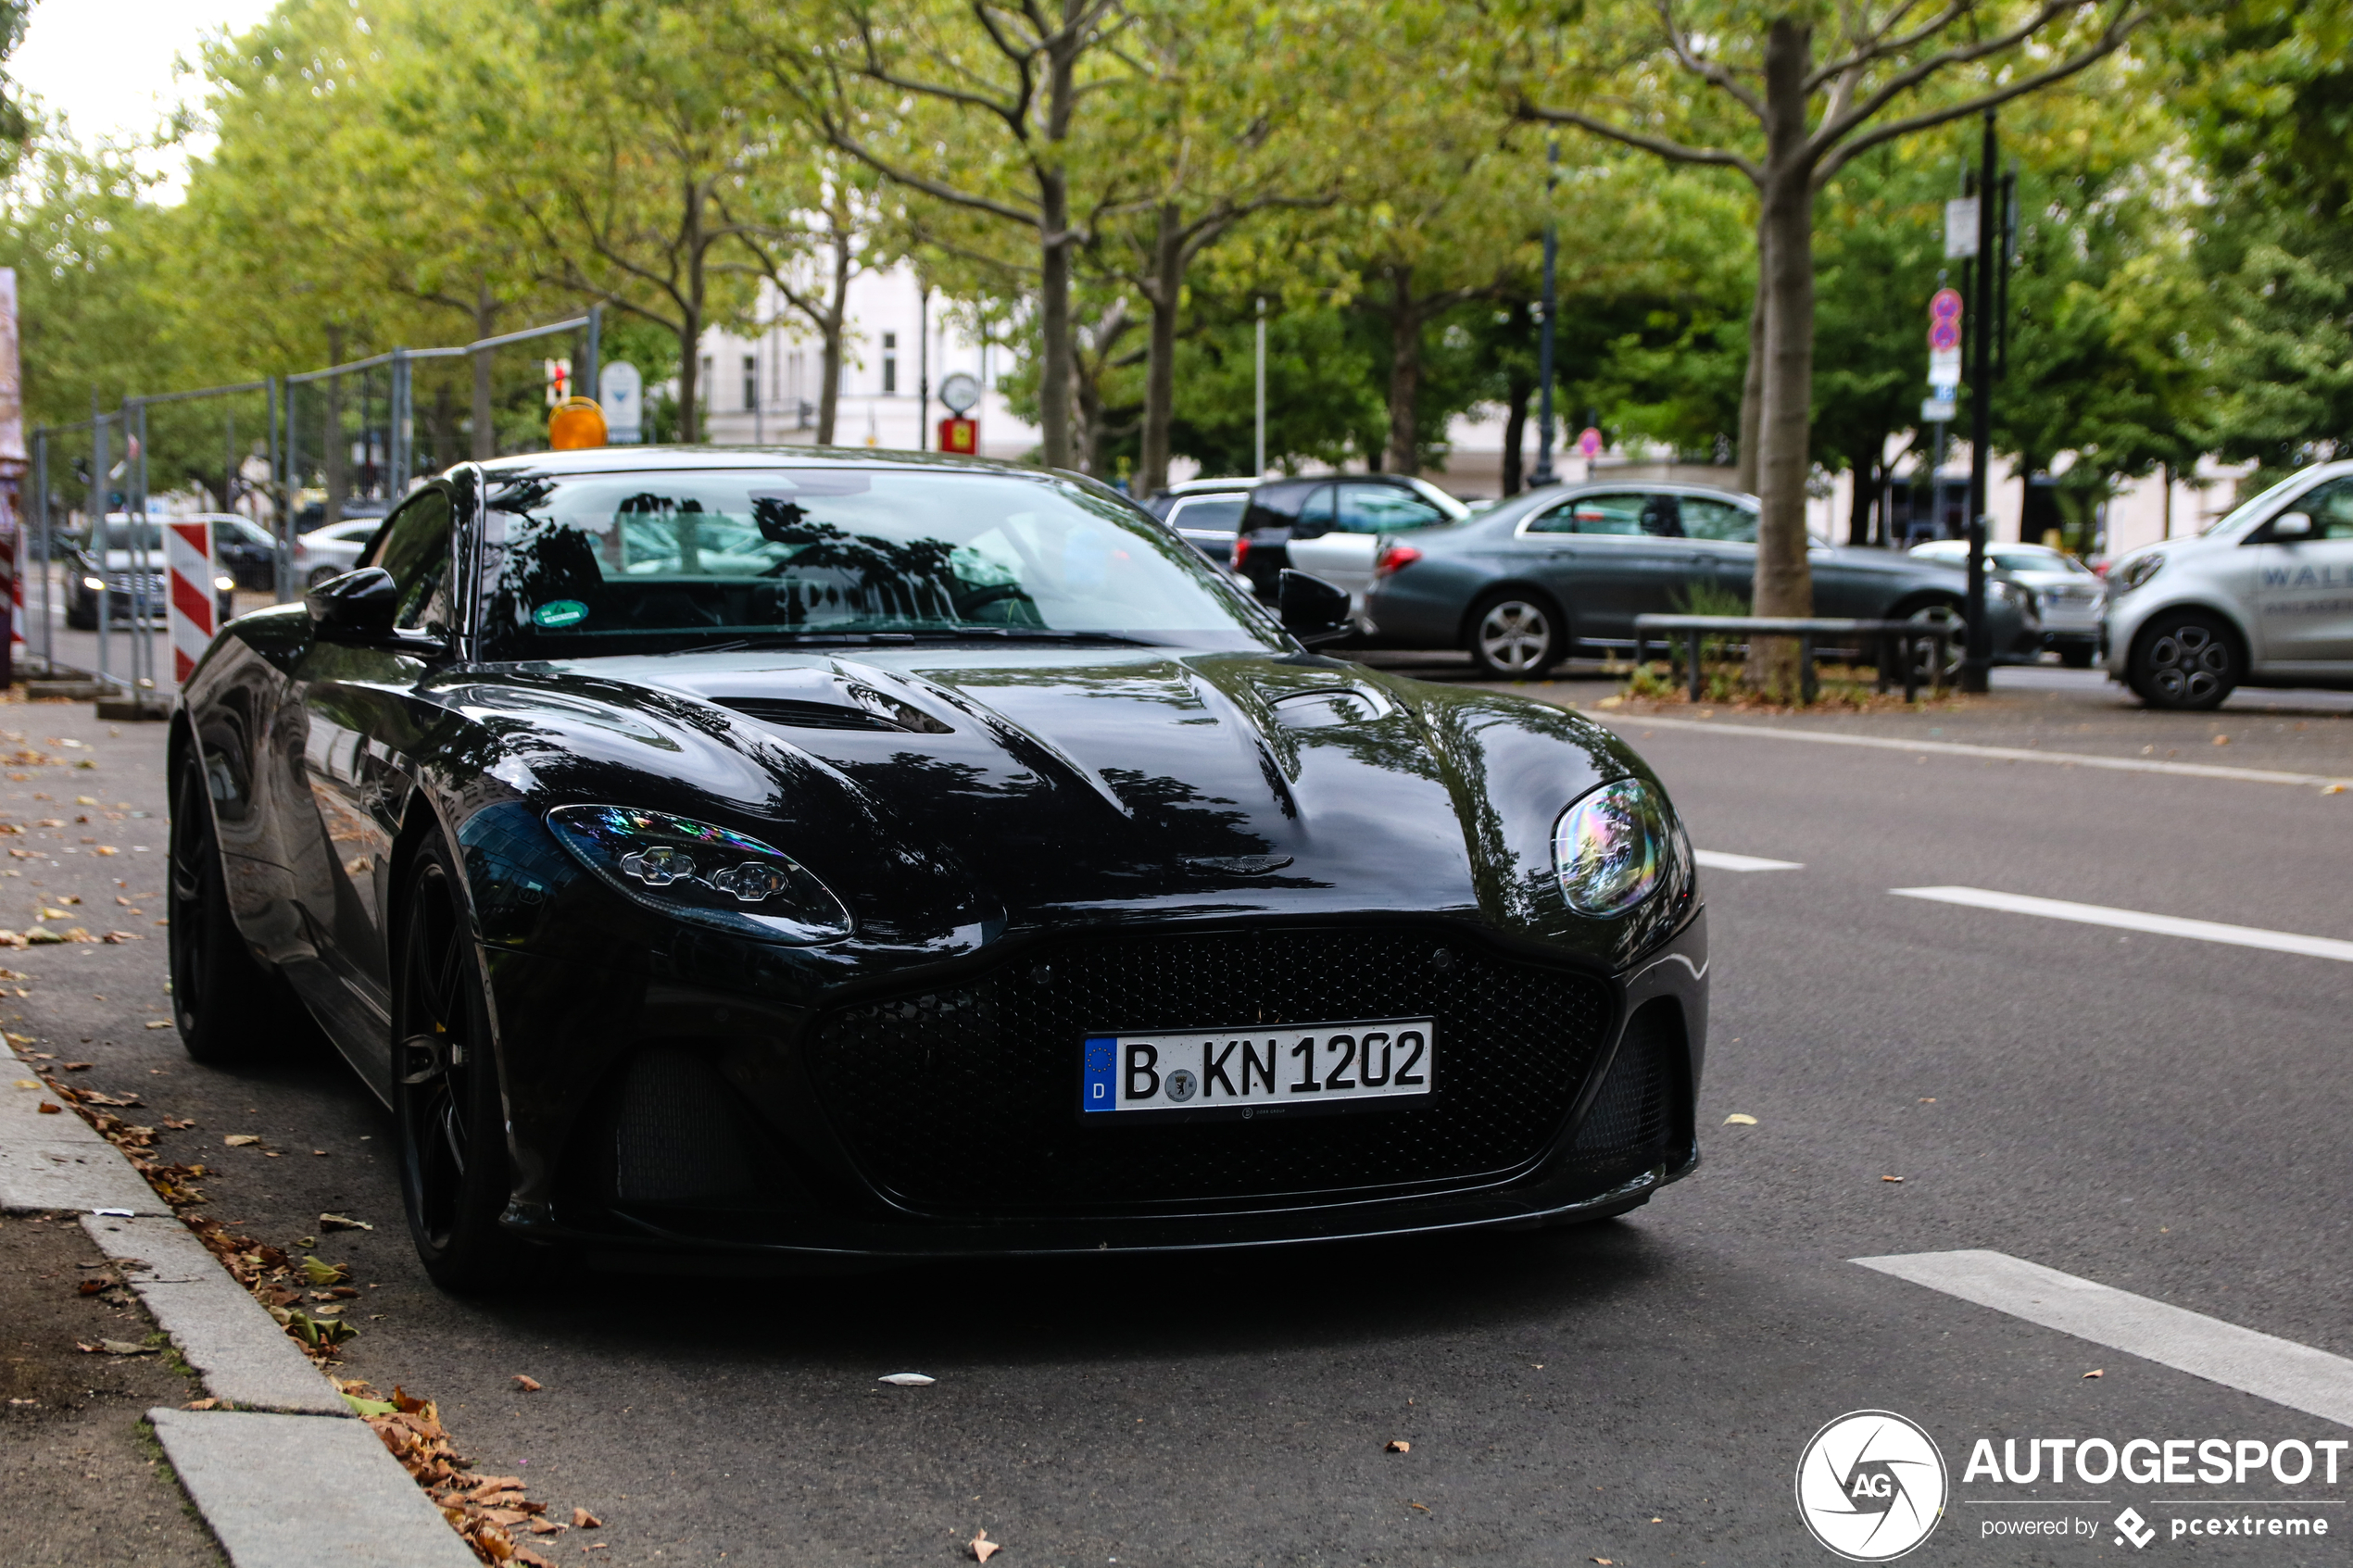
170, 448, 1707, 1289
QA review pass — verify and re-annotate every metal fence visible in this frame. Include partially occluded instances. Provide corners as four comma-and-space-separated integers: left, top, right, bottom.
26, 309, 600, 690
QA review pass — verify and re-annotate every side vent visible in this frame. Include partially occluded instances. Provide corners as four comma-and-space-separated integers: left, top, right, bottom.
612, 1047, 757, 1204
1567, 1002, 1680, 1173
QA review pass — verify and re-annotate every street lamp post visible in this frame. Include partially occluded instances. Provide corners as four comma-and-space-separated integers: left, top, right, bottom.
1961, 108, 1999, 695
1531, 138, 1560, 490
1253, 296, 1266, 476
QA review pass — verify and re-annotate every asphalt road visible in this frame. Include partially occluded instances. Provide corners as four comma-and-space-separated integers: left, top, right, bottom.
6, 671, 2352, 1566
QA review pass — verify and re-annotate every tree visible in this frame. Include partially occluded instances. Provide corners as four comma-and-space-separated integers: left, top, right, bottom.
720, 154, 888, 445
1506, 0, 2149, 688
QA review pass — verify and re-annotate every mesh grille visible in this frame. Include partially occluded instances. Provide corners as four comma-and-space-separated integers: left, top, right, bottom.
806, 927, 1615, 1214
613, 1047, 758, 1204
1566, 1000, 1679, 1175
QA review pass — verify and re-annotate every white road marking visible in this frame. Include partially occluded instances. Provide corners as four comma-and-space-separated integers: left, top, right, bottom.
1594, 712, 2353, 792
1693, 849, 1805, 872
1854, 1250, 2353, 1429
1890, 885, 2353, 963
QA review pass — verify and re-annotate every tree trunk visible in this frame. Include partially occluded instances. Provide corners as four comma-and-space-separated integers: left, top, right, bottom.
676, 182, 709, 444
322, 324, 347, 529
1736, 248, 1767, 495
1385, 267, 1422, 476
471, 280, 498, 461
1501, 315, 1533, 495
817, 216, 850, 445
1748, 17, 1818, 696
1847, 442, 1879, 545
1038, 172, 1075, 469
1137, 202, 1182, 495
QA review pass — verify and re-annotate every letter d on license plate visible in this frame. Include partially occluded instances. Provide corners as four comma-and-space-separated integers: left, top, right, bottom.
1081, 1019, 1434, 1119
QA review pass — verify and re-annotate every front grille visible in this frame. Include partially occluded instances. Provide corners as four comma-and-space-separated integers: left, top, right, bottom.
806, 927, 1616, 1214
107, 572, 166, 596
1565, 1000, 1680, 1176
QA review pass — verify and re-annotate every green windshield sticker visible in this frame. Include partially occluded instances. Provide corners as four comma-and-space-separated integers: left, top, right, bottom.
533, 599, 589, 628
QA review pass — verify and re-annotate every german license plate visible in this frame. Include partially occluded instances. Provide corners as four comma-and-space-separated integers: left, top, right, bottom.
1081, 1019, 1433, 1119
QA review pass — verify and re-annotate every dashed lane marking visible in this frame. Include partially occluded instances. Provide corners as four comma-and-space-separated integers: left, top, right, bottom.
1693, 849, 1805, 872
1890, 885, 2353, 964
1855, 1250, 2353, 1429
1596, 712, 2353, 792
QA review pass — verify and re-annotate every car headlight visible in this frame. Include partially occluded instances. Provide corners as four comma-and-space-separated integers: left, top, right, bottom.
214, 574, 235, 592
1553, 778, 1686, 916
545, 804, 853, 944
82, 575, 104, 591
2112, 553, 2164, 594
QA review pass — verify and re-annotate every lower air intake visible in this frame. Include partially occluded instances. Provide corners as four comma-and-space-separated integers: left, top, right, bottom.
1566, 1000, 1681, 1176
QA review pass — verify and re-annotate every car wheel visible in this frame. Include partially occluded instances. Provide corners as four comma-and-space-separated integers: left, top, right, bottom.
1466, 591, 1563, 678
2057, 644, 2096, 670
394, 838, 529, 1293
168, 754, 310, 1064
1881, 601, 1964, 684
2131, 610, 2239, 711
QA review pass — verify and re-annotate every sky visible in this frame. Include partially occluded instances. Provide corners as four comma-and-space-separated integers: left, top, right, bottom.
13, 0, 281, 183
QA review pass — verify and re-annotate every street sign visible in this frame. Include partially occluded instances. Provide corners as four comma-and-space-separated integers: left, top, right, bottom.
938, 417, 977, 455
1921, 397, 1957, 423
1928, 287, 1964, 390
938, 370, 981, 417
1577, 426, 1603, 459
599, 360, 644, 445
1944, 197, 1980, 258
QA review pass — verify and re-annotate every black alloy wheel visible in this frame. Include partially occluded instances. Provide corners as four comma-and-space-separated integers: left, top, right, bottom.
394, 839, 528, 1292
2131, 609, 2239, 711
1466, 590, 1564, 678
168, 755, 296, 1064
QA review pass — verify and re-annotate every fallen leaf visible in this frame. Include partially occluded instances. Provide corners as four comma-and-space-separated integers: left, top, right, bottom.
183, 1399, 219, 1411
970, 1529, 1001, 1563
1722, 1112, 1757, 1125
224, 1135, 260, 1147
61, 1060, 91, 1071
526, 1519, 566, 1536
319, 1212, 373, 1231
513, 1374, 542, 1392
76, 1277, 111, 1296
1881, 1175, 1905, 1183
1593, 1560, 1614, 1565
162, 1116, 195, 1129
2083, 1369, 2104, 1379
511, 1549, 559, 1568
463, 1477, 526, 1502
2212, 734, 2230, 746
36, 1100, 57, 1113
298, 1256, 350, 1286
572, 1508, 602, 1529
144, 1020, 171, 1029
98, 1339, 155, 1355
1386, 1439, 1411, 1453
877, 1372, 935, 1386
80, 1089, 139, 1107
1410, 1501, 1431, 1512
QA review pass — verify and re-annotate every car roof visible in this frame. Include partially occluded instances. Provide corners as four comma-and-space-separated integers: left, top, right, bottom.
475, 444, 1022, 479
1156, 476, 1259, 496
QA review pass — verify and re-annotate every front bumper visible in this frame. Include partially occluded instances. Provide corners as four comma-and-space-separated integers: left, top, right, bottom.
485, 909, 1710, 1263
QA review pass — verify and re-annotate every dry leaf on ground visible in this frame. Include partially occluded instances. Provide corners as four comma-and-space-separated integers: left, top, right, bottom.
319, 1212, 373, 1230
1386, 1439, 1411, 1453
512, 1374, 542, 1392
1723, 1113, 1757, 1125
572, 1508, 601, 1529
2083, 1369, 2104, 1379
224, 1135, 260, 1147
970, 1530, 1001, 1562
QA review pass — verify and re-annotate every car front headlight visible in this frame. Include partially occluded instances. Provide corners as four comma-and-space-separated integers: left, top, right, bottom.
2112, 552, 2164, 594
82, 575, 104, 591
214, 574, 235, 592
545, 804, 853, 944
1553, 778, 1687, 916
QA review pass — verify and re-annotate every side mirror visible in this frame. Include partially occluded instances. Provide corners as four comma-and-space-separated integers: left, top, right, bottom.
306, 567, 398, 638
2271, 510, 2314, 541
1277, 569, 1353, 646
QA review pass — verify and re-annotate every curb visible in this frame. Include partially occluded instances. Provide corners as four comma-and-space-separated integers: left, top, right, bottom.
5, 1075, 476, 1565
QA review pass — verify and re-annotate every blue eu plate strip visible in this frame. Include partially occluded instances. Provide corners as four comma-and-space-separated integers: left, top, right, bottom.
1082, 1036, 1117, 1112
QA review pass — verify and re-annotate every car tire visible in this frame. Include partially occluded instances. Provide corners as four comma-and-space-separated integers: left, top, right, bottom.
393, 836, 532, 1294
1875, 599, 1964, 684
168, 753, 314, 1065
2130, 609, 2239, 710
1466, 590, 1564, 678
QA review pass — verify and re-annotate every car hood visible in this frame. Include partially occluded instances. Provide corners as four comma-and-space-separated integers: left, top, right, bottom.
434, 644, 1673, 974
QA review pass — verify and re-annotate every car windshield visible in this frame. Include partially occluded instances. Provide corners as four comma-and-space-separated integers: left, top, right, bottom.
96, 522, 168, 553
479, 467, 1285, 657
2202, 471, 2310, 537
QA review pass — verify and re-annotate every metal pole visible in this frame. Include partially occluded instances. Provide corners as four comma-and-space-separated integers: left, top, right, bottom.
271, 377, 291, 603
133, 401, 153, 691
283, 378, 301, 602
92, 397, 108, 687
1532, 138, 1560, 489
1961, 108, 1998, 695
1253, 296, 1266, 476
31, 430, 47, 672
917, 285, 930, 453
388, 348, 411, 495
582, 305, 601, 420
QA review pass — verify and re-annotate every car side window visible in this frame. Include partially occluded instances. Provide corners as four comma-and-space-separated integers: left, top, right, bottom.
2291, 478, 2353, 541
1290, 484, 1336, 538
1333, 483, 1448, 534
1528, 493, 1650, 535
1680, 496, 1758, 544
1167, 496, 1247, 534
367, 490, 455, 633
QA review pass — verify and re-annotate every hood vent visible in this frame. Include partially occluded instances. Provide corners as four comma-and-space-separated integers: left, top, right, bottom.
718, 685, 954, 735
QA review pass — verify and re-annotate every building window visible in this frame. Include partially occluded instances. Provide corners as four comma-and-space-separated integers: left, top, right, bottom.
882, 332, 898, 395
742, 354, 758, 411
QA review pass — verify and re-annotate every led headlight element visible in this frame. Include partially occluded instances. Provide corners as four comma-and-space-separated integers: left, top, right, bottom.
1553, 778, 1678, 916
545, 804, 852, 944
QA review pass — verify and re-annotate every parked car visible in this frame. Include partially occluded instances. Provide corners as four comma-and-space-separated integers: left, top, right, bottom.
170, 446, 1705, 1287
2103, 459, 2353, 709
66, 517, 236, 631
292, 517, 387, 587
1230, 474, 1471, 625
1909, 539, 2105, 667
1140, 477, 1259, 564
292, 495, 391, 534
1365, 482, 2040, 677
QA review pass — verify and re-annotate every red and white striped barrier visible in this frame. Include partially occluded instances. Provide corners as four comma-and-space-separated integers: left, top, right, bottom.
166, 519, 217, 685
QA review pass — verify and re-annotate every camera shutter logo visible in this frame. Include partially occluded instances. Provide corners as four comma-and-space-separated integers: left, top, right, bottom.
1794, 1411, 1947, 1561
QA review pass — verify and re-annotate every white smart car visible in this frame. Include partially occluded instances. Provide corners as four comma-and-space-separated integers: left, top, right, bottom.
2103, 461, 2353, 709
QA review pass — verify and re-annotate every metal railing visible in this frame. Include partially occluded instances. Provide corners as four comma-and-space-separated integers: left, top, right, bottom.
1631, 613, 1964, 704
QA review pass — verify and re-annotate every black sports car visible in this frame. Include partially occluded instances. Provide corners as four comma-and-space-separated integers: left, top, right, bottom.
170, 448, 1707, 1290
